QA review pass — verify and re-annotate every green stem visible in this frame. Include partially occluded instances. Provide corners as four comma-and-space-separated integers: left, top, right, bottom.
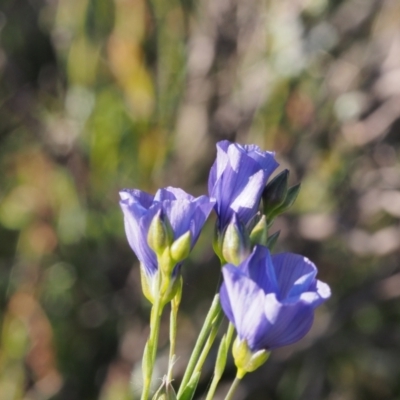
204, 323, 235, 400
167, 295, 180, 382
224, 377, 241, 400
205, 374, 220, 400
141, 281, 164, 400
177, 294, 221, 398
192, 310, 224, 375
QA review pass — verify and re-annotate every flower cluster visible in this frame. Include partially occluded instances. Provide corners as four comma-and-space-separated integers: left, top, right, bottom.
120, 187, 215, 303
119, 140, 330, 400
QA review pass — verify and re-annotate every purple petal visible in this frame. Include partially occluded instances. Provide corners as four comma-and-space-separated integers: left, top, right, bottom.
259, 297, 315, 349
240, 246, 279, 295
208, 141, 279, 228
155, 187, 195, 202
299, 281, 331, 308
220, 282, 234, 323
242, 144, 278, 173
120, 189, 154, 210
211, 154, 263, 227
119, 192, 159, 276
271, 253, 318, 299
221, 265, 270, 350
161, 196, 215, 248
208, 141, 230, 194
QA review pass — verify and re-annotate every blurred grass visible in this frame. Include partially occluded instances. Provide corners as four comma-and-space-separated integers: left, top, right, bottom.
1, 0, 400, 399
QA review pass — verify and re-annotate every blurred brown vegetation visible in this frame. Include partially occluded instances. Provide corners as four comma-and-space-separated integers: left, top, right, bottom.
0, 0, 400, 399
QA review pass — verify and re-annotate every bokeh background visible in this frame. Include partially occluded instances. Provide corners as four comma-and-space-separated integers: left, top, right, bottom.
1, 0, 400, 399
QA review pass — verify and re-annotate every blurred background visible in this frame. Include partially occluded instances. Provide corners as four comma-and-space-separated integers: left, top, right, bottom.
1, 0, 400, 399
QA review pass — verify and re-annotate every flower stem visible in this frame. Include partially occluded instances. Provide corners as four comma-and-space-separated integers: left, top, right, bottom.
224, 376, 241, 400
177, 294, 222, 398
204, 323, 235, 400
167, 293, 180, 382
141, 278, 164, 400
193, 309, 224, 374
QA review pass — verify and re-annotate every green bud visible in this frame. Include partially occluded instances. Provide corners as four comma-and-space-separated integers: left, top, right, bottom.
271, 183, 301, 218
152, 376, 177, 400
265, 230, 280, 251
221, 216, 251, 266
232, 337, 270, 379
170, 231, 192, 263
148, 211, 173, 256
214, 334, 229, 380
142, 341, 152, 388
262, 170, 289, 216
249, 215, 268, 246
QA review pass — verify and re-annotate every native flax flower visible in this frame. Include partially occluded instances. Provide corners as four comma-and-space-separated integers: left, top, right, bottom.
220, 245, 330, 352
119, 187, 215, 301
208, 141, 279, 231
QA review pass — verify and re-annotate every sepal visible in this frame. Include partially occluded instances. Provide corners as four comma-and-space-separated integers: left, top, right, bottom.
232, 337, 270, 379
140, 266, 182, 307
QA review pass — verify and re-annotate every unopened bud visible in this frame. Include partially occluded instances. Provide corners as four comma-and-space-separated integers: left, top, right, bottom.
262, 170, 289, 216
249, 215, 268, 246
221, 214, 251, 266
269, 183, 301, 219
170, 231, 192, 263
147, 210, 173, 256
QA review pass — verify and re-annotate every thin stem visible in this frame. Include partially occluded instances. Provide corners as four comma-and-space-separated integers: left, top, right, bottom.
204, 323, 235, 400
141, 277, 164, 400
224, 377, 241, 400
225, 323, 235, 349
193, 310, 224, 375
204, 371, 220, 400
167, 295, 180, 382
177, 294, 221, 398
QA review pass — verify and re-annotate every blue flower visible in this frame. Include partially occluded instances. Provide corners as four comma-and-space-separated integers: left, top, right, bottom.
119, 187, 215, 278
208, 141, 279, 231
220, 245, 330, 351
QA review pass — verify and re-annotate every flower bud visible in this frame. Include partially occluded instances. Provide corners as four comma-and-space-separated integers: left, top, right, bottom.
232, 337, 270, 379
221, 214, 251, 266
147, 210, 173, 256
269, 183, 301, 219
249, 215, 268, 246
262, 170, 289, 216
152, 376, 177, 400
170, 231, 192, 263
